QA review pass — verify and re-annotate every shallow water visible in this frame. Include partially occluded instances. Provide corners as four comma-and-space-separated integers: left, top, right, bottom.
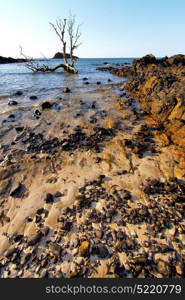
0, 58, 132, 114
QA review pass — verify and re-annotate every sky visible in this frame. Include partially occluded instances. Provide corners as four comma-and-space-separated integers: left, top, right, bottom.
0, 0, 185, 58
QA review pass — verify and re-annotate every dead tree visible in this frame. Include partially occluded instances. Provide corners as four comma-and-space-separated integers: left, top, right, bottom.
21, 14, 81, 74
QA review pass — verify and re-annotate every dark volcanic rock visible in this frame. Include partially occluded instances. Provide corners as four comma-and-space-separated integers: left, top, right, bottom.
44, 193, 54, 203
8, 100, 18, 106
30, 95, 38, 100
41, 101, 53, 110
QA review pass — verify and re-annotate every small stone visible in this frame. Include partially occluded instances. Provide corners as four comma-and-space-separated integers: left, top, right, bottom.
79, 241, 90, 256
10, 182, 26, 198
15, 126, 24, 132
5, 248, 17, 259
14, 91, 23, 96
40, 269, 48, 278
41, 101, 52, 110
116, 231, 126, 241
97, 245, 110, 258
54, 191, 62, 197
30, 95, 37, 100
27, 231, 43, 246
49, 242, 62, 256
8, 100, 18, 106
44, 193, 54, 203
34, 109, 41, 116
96, 81, 101, 85
63, 87, 71, 93
176, 262, 184, 276
138, 209, 148, 216
95, 230, 103, 239
157, 260, 169, 276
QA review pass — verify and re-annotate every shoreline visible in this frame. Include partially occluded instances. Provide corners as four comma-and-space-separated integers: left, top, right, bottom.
0, 55, 185, 278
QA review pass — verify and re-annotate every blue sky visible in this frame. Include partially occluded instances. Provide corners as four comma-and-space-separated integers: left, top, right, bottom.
0, 0, 185, 58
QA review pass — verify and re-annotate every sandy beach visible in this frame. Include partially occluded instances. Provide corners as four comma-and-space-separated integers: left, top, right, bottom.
0, 55, 185, 278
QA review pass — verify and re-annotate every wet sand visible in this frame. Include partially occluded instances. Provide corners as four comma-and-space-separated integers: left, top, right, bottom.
0, 79, 185, 278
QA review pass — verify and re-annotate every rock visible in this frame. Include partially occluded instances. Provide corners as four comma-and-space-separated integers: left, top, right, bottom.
5, 248, 18, 258
63, 87, 71, 93
176, 262, 184, 276
53, 52, 78, 59
10, 182, 26, 198
157, 260, 169, 276
34, 109, 42, 118
83, 77, 88, 81
166, 54, 185, 65
97, 245, 110, 258
15, 126, 24, 132
27, 231, 43, 246
79, 241, 90, 256
138, 208, 148, 216
0, 178, 11, 195
96, 81, 101, 85
54, 191, 62, 197
49, 242, 62, 256
30, 95, 37, 100
14, 91, 23, 96
40, 269, 48, 278
8, 100, 18, 106
41, 101, 52, 110
95, 230, 103, 239
44, 193, 54, 203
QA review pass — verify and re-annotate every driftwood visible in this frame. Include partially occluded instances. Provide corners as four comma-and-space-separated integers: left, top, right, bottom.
20, 14, 81, 74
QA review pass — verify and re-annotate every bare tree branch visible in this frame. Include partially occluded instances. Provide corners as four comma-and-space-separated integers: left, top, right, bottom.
49, 18, 68, 64
67, 14, 82, 66
20, 13, 82, 74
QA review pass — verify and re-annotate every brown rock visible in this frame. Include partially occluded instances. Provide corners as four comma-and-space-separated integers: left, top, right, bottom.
79, 241, 90, 256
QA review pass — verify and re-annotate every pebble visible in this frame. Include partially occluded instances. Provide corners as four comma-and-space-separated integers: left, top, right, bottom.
27, 231, 43, 246
44, 193, 54, 203
8, 100, 18, 106
30, 95, 37, 100
14, 91, 23, 96
41, 101, 52, 110
63, 87, 71, 93
79, 241, 90, 256
95, 230, 103, 239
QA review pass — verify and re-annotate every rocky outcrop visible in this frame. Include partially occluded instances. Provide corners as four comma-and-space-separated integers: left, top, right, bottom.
0, 56, 26, 64
124, 54, 185, 147
97, 65, 133, 78
53, 52, 78, 59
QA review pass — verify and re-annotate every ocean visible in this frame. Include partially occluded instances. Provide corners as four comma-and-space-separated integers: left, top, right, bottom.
0, 58, 133, 115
